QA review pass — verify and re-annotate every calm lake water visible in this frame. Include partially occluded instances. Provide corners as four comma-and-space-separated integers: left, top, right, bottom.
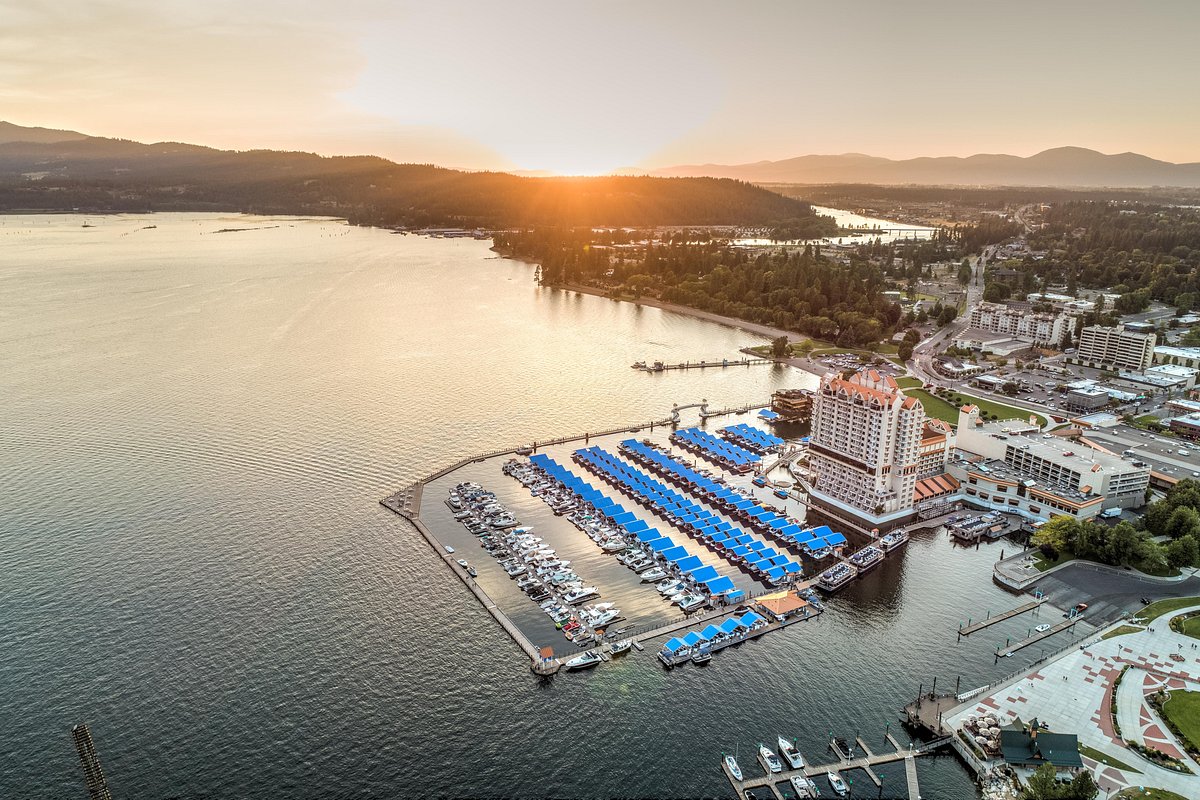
0, 214, 1069, 798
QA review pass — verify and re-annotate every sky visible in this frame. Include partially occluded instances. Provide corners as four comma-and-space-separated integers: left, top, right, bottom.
2, 0, 1198, 174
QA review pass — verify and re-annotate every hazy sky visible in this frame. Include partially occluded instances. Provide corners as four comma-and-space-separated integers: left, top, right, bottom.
3, 0, 1198, 173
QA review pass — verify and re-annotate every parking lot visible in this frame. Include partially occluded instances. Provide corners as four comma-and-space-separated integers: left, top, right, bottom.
1083, 424, 1200, 481
1030, 562, 1200, 627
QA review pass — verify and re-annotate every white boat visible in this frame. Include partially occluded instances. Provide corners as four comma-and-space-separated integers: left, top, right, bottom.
444, 545, 455, 553
758, 744, 782, 774
609, 639, 631, 656
564, 586, 599, 605
456, 558, 469, 568
790, 776, 820, 797
563, 651, 602, 671
778, 736, 804, 769
724, 755, 743, 781
640, 567, 668, 582
677, 594, 706, 611
590, 609, 620, 627
659, 581, 686, 596
827, 772, 847, 796
601, 539, 628, 553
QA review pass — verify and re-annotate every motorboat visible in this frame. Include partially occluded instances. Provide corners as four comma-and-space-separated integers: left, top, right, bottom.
778, 737, 804, 769
790, 776, 819, 797
724, 755, 743, 781
691, 648, 712, 665
677, 594, 706, 612
654, 578, 676, 592
590, 609, 620, 628
758, 744, 782, 774
456, 558, 469, 568
827, 772, 847, 796
564, 586, 599, 605
466, 565, 477, 577
609, 640, 631, 656
563, 651, 602, 671
659, 581, 686, 596
640, 567, 668, 582
444, 545, 455, 554
601, 539, 628, 553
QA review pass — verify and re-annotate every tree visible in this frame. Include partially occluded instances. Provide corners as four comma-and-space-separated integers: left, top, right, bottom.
1032, 516, 1078, 556
958, 258, 972, 286
983, 282, 1010, 302
1167, 535, 1200, 568
1002, 381, 1019, 396
1020, 763, 1064, 799
898, 341, 914, 361
1164, 506, 1200, 540
771, 336, 790, 358
938, 306, 958, 326
1065, 771, 1098, 800
903, 328, 921, 345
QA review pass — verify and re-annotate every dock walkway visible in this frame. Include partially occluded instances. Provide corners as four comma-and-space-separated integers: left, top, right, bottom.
995, 616, 1080, 658
724, 736, 948, 796
633, 357, 772, 372
959, 598, 1047, 636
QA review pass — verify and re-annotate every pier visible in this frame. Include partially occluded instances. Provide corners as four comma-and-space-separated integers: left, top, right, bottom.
633, 357, 773, 372
994, 616, 1081, 658
720, 734, 949, 798
958, 597, 1047, 636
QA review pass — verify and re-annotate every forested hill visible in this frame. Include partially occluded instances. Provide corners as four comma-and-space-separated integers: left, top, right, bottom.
0, 130, 820, 228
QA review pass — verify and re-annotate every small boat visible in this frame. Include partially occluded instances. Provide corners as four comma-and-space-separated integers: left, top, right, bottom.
609, 639, 632, 656
790, 776, 820, 797
752, 476, 768, 487
758, 744, 782, 774
466, 566, 477, 577
444, 545, 455, 554
724, 754, 743, 781
778, 736, 804, 769
774, 489, 789, 500
564, 586, 599, 605
827, 772, 847, 797
456, 558, 469, 568
640, 567, 668, 582
677, 594, 706, 612
691, 648, 712, 665
564, 651, 602, 671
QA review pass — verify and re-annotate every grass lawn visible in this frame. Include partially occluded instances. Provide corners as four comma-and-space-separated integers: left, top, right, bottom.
1180, 616, 1200, 640
1101, 625, 1144, 641
1160, 690, 1200, 754
1115, 788, 1188, 800
894, 376, 924, 389
1078, 743, 1142, 773
902, 389, 961, 425
941, 390, 1049, 428
1030, 550, 1074, 572
1134, 597, 1200, 624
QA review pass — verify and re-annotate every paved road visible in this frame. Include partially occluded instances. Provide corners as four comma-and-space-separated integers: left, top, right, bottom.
1030, 562, 1200, 627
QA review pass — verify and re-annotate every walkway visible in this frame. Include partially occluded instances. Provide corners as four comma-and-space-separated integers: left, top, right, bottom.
959, 598, 1047, 636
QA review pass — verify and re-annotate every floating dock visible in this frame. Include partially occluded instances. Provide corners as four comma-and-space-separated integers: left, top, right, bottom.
958, 597, 1048, 636
720, 734, 949, 798
994, 616, 1081, 658
632, 357, 773, 372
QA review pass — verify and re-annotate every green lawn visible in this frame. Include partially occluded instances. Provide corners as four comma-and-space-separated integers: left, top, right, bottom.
1101, 625, 1144, 641
1115, 788, 1188, 800
902, 389, 962, 425
1161, 690, 1200, 754
1180, 616, 1200, 640
1078, 743, 1142, 773
1031, 550, 1074, 572
1133, 597, 1200, 624
894, 376, 925, 389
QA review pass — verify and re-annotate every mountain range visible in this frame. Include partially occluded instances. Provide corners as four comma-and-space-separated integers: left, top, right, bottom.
639, 147, 1200, 188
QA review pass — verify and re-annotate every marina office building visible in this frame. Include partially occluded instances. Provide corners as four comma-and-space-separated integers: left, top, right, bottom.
950, 406, 1150, 521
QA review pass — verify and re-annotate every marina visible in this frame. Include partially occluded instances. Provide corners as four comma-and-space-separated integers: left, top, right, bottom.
993, 615, 1081, 658
632, 357, 774, 372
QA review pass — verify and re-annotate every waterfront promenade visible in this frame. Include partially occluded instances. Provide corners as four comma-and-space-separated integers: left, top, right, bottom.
942, 606, 1200, 797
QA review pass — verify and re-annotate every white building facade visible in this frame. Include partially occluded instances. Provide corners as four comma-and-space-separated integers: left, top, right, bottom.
808, 369, 925, 525
1076, 324, 1156, 371
967, 302, 1070, 348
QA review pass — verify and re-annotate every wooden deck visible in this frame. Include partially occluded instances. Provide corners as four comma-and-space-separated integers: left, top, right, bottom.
958, 598, 1048, 636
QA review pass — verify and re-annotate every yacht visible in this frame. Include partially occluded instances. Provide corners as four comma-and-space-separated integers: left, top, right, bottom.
640, 567, 668, 582
723, 755, 743, 781
827, 772, 847, 797
564, 586, 599, 605
790, 776, 820, 797
758, 744, 782, 774
677, 594, 706, 612
777, 737, 804, 769
563, 651, 602, 671
600, 539, 628, 553
590, 609, 620, 628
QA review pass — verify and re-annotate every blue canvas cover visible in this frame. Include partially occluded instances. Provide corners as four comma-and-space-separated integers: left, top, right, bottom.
663, 637, 685, 653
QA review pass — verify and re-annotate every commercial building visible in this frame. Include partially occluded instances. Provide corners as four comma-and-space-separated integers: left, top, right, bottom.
954, 329, 1030, 356
953, 406, 1150, 517
918, 419, 954, 478
1076, 324, 1156, 371
1064, 387, 1110, 413
770, 388, 813, 422
1154, 345, 1200, 370
1146, 363, 1199, 389
1169, 413, 1200, 440
807, 369, 925, 526
967, 302, 1069, 348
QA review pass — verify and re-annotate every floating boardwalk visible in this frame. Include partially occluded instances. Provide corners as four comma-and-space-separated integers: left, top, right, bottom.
958, 597, 1048, 636
721, 735, 949, 798
994, 616, 1081, 658
632, 357, 773, 372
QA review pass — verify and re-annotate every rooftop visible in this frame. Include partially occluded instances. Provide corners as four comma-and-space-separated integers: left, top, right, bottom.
955, 456, 1103, 504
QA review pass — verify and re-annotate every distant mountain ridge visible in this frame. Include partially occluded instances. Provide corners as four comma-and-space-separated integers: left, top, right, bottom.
641, 147, 1200, 188
0, 121, 819, 228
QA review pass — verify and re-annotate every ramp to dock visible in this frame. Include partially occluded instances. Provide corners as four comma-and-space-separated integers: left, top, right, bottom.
995, 616, 1079, 658
958, 598, 1047, 636
905, 755, 919, 799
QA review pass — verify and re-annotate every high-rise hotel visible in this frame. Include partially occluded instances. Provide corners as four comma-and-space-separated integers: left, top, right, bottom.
807, 369, 925, 526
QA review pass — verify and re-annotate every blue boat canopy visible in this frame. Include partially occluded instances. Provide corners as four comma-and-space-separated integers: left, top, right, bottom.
705, 576, 736, 594
740, 610, 765, 627
622, 518, 649, 533
682, 631, 704, 647
647, 536, 675, 552
719, 617, 742, 634
689, 565, 719, 582
663, 637, 685, 653
659, 545, 689, 562
674, 555, 703, 572
725, 590, 747, 603
758, 409, 779, 420
701, 624, 724, 640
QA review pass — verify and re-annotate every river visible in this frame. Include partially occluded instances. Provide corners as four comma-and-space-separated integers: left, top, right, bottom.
0, 213, 1062, 798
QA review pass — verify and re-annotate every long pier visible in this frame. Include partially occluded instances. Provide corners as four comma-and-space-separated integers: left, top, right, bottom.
995, 616, 1081, 658
633, 357, 773, 372
721, 735, 949, 797
958, 598, 1047, 636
